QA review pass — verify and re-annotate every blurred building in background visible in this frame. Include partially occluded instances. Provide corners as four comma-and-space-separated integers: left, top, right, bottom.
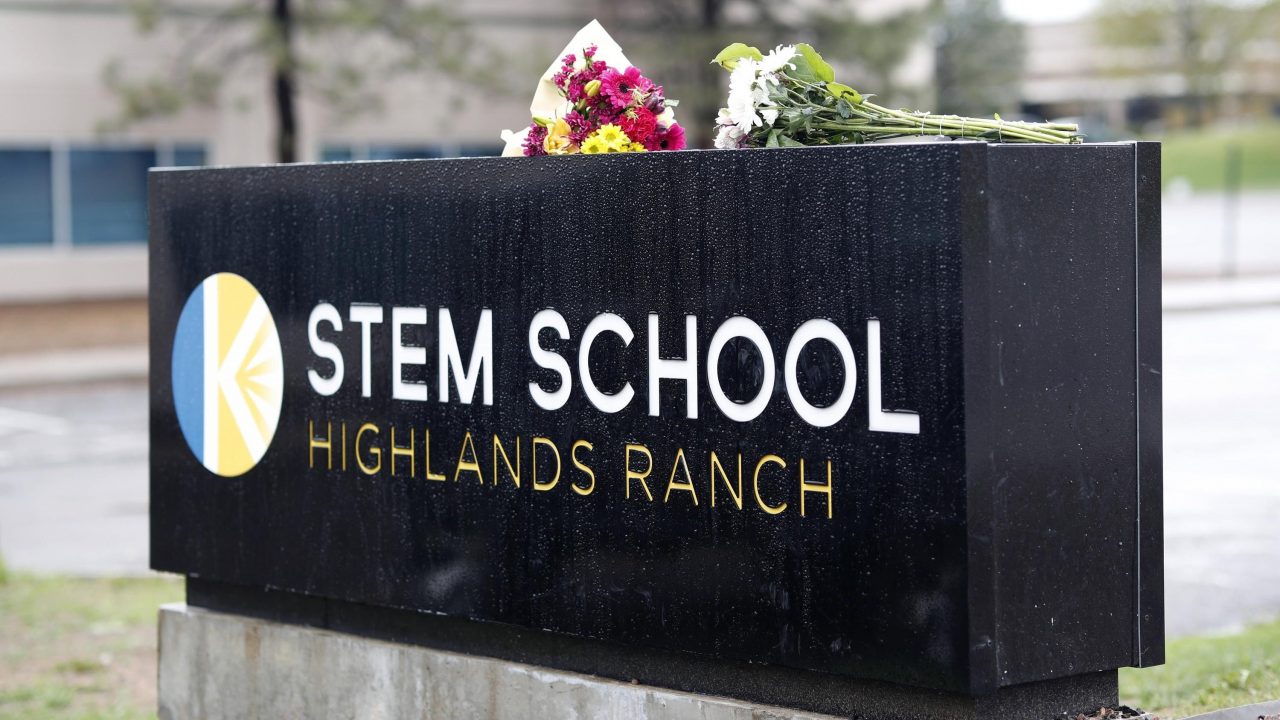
6, 0, 1276, 305
1020, 7, 1280, 132
0, 0, 940, 306
0, 0, 555, 303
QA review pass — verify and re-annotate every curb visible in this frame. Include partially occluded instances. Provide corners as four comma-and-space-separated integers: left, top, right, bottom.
0, 346, 148, 390
1182, 699, 1280, 719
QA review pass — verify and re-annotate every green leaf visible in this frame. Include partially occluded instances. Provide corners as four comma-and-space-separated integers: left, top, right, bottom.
786, 54, 819, 83
778, 134, 806, 147
766, 130, 781, 148
782, 108, 807, 133
711, 43, 764, 70
828, 82, 863, 105
836, 99, 853, 119
795, 43, 834, 83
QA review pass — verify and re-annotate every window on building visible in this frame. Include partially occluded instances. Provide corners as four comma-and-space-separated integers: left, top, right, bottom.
322, 143, 500, 161
459, 144, 503, 158
0, 142, 207, 249
0, 148, 54, 247
70, 147, 157, 246
171, 145, 207, 168
320, 146, 355, 163
367, 145, 443, 160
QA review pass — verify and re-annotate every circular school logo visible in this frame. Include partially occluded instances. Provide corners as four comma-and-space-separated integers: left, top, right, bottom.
171, 273, 283, 477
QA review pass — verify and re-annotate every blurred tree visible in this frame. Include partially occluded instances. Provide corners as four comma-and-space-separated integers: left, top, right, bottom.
603, 0, 791, 148
811, 5, 933, 108
609, 0, 934, 147
103, 0, 500, 163
932, 0, 1025, 117
1096, 0, 1280, 127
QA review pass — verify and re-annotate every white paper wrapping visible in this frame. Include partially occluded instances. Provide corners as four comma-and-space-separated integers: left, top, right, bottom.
499, 20, 633, 157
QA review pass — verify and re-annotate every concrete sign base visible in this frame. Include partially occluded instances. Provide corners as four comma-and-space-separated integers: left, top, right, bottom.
157, 603, 841, 720
158, 602, 1120, 720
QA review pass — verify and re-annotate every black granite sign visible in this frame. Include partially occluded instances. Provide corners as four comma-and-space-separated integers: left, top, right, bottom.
150, 142, 1162, 697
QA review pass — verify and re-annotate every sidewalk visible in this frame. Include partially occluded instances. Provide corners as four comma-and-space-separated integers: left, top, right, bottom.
1, 275, 1278, 390
1162, 274, 1280, 312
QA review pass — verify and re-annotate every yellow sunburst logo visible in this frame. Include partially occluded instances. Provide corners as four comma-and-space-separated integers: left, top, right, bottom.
171, 273, 283, 477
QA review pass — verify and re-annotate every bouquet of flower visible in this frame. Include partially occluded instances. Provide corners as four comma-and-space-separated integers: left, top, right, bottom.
501, 21, 685, 157
711, 43, 1082, 149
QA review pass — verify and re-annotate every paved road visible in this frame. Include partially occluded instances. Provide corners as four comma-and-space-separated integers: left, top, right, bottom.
0, 381, 148, 575
1, 304, 1278, 636
1163, 305, 1280, 636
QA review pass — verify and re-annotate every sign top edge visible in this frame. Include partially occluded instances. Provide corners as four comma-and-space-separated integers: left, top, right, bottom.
145, 141, 1147, 176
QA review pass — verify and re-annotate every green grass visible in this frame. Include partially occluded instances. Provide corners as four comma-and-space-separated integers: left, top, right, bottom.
1121, 617, 1280, 718
1, 563, 1277, 719
0, 572, 180, 720
1158, 122, 1280, 191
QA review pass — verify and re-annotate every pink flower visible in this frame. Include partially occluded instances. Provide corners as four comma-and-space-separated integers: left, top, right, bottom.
600, 67, 652, 109
647, 122, 686, 151
523, 123, 548, 157
567, 75, 588, 103
645, 87, 667, 113
619, 107, 657, 144
526, 52, 681, 155
594, 104, 622, 127
565, 110, 592, 145
552, 52, 576, 89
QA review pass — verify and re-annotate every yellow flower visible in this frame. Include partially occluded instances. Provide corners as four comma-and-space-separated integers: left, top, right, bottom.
543, 117, 576, 155
628, 142, 647, 152
596, 124, 629, 151
581, 135, 608, 154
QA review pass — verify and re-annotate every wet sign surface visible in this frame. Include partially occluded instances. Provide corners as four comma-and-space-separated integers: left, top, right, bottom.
150, 143, 1163, 694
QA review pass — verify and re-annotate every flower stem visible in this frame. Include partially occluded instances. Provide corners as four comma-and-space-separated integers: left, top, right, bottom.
782, 75, 1081, 145
862, 102, 1072, 144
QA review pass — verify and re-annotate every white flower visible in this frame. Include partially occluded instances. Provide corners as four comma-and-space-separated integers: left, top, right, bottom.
726, 58, 762, 132
714, 124, 746, 149
757, 45, 797, 75
721, 46, 796, 136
